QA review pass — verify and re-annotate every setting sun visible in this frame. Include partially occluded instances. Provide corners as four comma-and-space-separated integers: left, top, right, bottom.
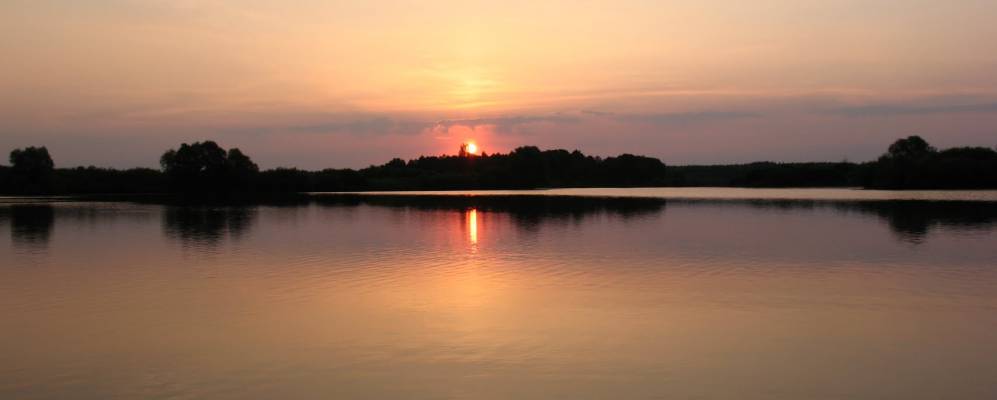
3, 1, 997, 399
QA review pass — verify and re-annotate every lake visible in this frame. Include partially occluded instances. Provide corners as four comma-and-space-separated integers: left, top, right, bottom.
2, 188, 997, 399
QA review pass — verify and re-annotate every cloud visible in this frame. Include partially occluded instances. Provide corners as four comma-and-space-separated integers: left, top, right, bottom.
606, 110, 760, 125
431, 114, 581, 130
223, 113, 582, 138
286, 116, 425, 136
828, 101, 997, 117
432, 109, 758, 132
204, 112, 430, 138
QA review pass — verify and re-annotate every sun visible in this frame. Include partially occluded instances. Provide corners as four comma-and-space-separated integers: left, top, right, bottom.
466, 142, 478, 154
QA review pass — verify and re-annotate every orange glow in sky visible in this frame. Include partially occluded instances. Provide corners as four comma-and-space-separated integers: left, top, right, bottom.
466, 143, 478, 155
3, 1, 997, 169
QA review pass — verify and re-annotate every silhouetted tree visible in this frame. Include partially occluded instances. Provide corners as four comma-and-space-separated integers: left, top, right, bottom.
864, 136, 997, 189
10, 146, 54, 173
601, 154, 668, 186
8, 146, 55, 194
882, 135, 936, 162
160, 141, 259, 192
226, 148, 259, 173
226, 148, 259, 188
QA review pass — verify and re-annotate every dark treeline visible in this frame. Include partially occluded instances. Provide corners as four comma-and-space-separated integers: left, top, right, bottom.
667, 162, 861, 187
669, 136, 997, 188
860, 136, 997, 189
1, 136, 996, 195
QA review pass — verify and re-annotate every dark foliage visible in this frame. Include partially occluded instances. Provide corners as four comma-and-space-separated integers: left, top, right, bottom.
55, 167, 168, 194
861, 136, 997, 189
5, 146, 55, 194
2, 136, 995, 195
356, 146, 667, 190
668, 136, 997, 189
160, 141, 259, 192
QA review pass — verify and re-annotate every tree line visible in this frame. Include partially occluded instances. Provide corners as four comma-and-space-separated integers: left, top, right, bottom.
1, 136, 995, 195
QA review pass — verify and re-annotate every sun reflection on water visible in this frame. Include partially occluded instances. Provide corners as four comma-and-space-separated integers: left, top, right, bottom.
467, 208, 478, 246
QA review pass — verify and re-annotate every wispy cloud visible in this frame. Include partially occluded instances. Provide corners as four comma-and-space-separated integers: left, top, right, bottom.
603, 110, 760, 125
828, 101, 997, 117
431, 114, 581, 129
286, 116, 424, 136
426, 109, 759, 135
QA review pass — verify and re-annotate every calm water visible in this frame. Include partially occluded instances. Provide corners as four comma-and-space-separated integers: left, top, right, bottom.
2, 189, 997, 399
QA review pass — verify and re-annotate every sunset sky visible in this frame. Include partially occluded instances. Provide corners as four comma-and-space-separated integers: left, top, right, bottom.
3, 0, 996, 169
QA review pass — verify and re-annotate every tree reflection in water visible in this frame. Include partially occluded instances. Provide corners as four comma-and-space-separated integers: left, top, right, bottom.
312, 195, 997, 245
6, 205, 55, 250
161, 206, 258, 248
5, 195, 988, 250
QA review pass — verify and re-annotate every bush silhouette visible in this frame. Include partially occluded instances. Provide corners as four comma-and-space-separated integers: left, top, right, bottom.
160, 141, 259, 192
7, 146, 55, 194
864, 136, 997, 189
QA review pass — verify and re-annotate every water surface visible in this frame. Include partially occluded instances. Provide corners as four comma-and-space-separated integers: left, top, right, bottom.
2, 190, 997, 399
